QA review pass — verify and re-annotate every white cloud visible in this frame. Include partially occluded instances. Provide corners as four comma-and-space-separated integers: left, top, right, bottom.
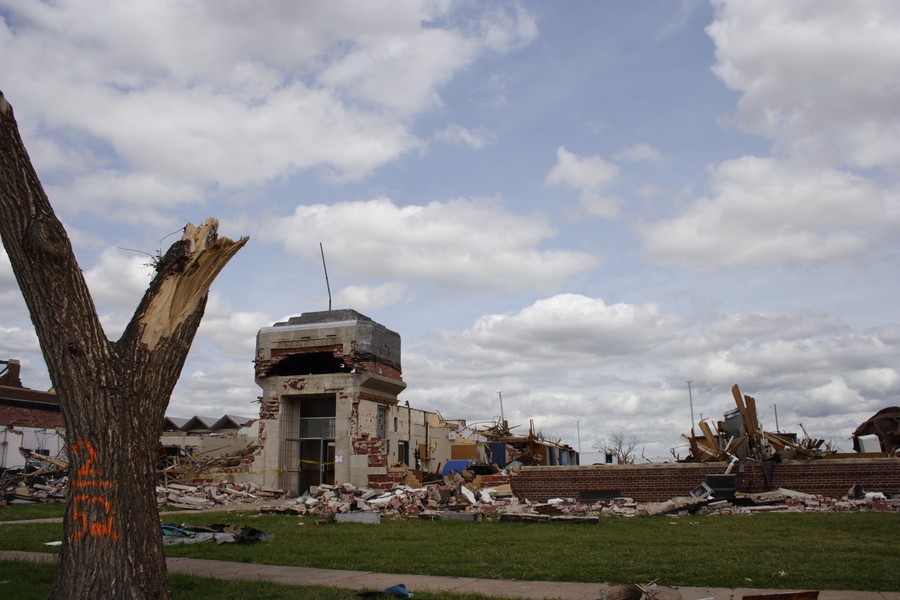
708, 0, 900, 169
545, 146, 622, 219
1, 0, 538, 187
576, 189, 623, 219
434, 124, 496, 149
320, 28, 479, 115
478, 3, 539, 53
845, 368, 900, 396
616, 143, 662, 162
261, 197, 597, 290
170, 361, 259, 419
196, 293, 270, 361
402, 298, 900, 455
638, 156, 900, 268
0, 326, 41, 362
46, 171, 204, 225
546, 146, 619, 189
334, 282, 412, 311
411, 294, 674, 381
83, 247, 154, 310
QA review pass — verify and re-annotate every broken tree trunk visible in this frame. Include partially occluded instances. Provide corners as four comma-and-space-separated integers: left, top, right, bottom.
0, 91, 248, 599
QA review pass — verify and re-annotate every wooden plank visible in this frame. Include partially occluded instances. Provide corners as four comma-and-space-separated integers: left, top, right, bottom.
745, 394, 759, 436
450, 444, 477, 460
763, 431, 792, 452
698, 420, 720, 454
683, 434, 701, 459
732, 384, 751, 435
731, 383, 744, 407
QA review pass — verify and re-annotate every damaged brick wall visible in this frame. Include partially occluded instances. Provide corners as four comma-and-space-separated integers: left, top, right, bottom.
367, 473, 405, 489
353, 436, 402, 489
258, 394, 280, 420
353, 437, 388, 467
0, 405, 64, 429
510, 458, 900, 503
758, 458, 900, 497
354, 360, 402, 380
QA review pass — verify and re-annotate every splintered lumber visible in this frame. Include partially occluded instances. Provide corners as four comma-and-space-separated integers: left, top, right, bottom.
698, 420, 721, 455
687, 434, 700, 459
764, 431, 794, 452
744, 394, 760, 436
681, 434, 719, 461
26, 451, 68, 470
732, 384, 751, 436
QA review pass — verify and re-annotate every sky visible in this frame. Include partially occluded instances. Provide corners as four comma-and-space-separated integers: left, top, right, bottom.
1, 0, 899, 461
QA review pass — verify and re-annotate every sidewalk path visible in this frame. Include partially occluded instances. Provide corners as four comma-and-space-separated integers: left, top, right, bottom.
1, 551, 897, 600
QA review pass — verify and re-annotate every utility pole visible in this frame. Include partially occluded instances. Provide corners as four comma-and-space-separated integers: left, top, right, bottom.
576, 420, 582, 453
770, 404, 780, 432
687, 380, 695, 435
497, 391, 505, 427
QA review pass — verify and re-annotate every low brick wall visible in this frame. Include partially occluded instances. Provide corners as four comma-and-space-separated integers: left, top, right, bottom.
509, 458, 900, 503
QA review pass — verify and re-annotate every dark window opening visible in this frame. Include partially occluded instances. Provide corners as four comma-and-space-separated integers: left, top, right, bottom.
268, 352, 347, 376
399, 440, 410, 466
376, 406, 388, 438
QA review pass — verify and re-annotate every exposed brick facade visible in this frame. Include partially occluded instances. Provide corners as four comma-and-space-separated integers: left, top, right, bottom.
509, 458, 900, 503
482, 474, 510, 487
367, 472, 405, 489
258, 394, 280, 419
0, 405, 64, 429
353, 438, 389, 467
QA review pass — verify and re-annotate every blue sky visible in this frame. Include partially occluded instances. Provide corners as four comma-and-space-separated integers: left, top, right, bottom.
2, 1, 899, 460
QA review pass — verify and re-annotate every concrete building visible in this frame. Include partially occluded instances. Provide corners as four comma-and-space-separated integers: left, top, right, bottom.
250, 310, 462, 494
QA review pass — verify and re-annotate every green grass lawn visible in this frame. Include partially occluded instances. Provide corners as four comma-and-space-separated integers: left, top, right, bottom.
1, 505, 898, 592
0, 502, 65, 521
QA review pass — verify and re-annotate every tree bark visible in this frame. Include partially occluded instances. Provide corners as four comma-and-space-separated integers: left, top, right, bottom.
0, 91, 248, 599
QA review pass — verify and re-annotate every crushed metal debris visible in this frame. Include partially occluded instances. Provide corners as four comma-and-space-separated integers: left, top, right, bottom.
161, 523, 273, 545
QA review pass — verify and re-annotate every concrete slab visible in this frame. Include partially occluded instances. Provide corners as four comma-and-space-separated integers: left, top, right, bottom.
334, 511, 381, 524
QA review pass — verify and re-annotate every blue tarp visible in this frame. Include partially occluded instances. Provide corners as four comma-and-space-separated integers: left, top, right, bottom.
441, 459, 474, 476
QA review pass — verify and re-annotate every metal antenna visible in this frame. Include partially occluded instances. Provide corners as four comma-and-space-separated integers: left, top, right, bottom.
319, 242, 332, 311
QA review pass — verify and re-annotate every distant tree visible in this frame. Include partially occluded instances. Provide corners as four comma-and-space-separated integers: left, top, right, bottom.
593, 431, 642, 464
0, 91, 248, 599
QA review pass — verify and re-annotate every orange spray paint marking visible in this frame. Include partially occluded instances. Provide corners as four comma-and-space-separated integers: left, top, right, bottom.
71, 480, 114, 488
69, 440, 119, 543
72, 440, 99, 477
72, 494, 119, 542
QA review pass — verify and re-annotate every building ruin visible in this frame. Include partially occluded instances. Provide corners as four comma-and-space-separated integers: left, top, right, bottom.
249, 309, 465, 494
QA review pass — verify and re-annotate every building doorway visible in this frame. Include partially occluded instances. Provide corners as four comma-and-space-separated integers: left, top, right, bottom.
299, 439, 335, 490
281, 394, 335, 495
